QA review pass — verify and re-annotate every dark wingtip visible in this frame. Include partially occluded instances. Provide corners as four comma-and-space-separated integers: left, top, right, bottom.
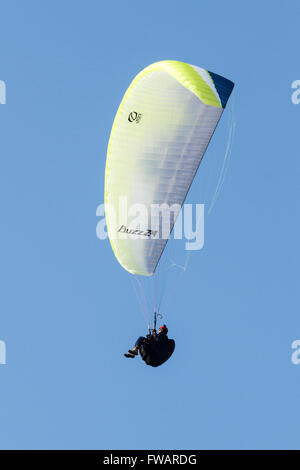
208, 71, 234, 108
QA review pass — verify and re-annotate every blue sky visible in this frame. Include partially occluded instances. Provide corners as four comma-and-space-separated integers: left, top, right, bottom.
1, 0, 300, 450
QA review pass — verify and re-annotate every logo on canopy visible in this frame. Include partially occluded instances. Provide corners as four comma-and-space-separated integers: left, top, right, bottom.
128, 111, 142, 123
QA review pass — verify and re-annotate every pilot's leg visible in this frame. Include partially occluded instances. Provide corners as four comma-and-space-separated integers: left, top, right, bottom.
124, 336, 145, 358
129, 336, 145, 355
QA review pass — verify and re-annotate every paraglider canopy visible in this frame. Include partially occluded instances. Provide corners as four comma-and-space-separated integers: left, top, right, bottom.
105, 60, 234, 276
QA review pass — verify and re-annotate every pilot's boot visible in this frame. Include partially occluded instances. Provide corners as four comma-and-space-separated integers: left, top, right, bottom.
124, 353, 135, 358
128, 346, 139, 356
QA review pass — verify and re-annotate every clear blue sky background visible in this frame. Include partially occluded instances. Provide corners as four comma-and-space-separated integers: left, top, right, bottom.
1, 0, 300, 450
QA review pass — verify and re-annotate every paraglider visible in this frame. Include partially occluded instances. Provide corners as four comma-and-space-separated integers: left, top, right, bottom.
104, 60, 234, 366
124, 315, 175, 367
